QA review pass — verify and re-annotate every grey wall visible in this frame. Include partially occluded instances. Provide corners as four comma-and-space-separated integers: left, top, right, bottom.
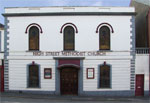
130, 1, 150, 47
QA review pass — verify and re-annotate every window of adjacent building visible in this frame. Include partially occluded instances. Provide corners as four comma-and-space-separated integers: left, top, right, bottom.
29, 26, 39, 51
99, 26, 110, 50
99, 65, 111, 88
64, 26, 75, 50
28, 65, 39, 88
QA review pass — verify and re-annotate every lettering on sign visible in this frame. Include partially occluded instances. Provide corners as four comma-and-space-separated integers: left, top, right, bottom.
33, 51, 106, 56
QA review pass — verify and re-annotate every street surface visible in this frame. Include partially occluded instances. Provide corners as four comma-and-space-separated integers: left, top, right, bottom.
0, 93, 149, 103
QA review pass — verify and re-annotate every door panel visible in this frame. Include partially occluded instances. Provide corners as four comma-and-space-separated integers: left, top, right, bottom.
0, 67, 1, 92
135, 74, 144, 96
60, 68, 78, 95
0, 65, 4, 92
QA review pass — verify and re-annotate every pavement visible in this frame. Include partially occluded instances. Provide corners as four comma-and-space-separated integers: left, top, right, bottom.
0, 92, 150, 103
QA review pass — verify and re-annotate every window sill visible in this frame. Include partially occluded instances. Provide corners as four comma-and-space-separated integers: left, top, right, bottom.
26, 50, 41, 52
27, 87, 41, 89
97, 50, 112, 52
63, 50, 75, 51
98, 87, 112, 89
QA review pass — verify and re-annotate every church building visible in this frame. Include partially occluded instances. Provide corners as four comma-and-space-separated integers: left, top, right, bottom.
1, 6, 147, 96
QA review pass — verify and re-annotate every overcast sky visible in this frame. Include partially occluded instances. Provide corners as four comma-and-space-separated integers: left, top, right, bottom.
0, 0, 131, 24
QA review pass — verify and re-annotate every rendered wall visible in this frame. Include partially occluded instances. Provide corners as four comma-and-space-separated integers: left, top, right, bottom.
6, 15, 134, 92
83, 59, 131, 91
7, 16, 132, 52
9, 59, 55, 92
0, 29, 4, 52
135, 54, 149, 91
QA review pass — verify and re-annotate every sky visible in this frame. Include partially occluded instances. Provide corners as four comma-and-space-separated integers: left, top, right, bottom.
0, 0, 131, 24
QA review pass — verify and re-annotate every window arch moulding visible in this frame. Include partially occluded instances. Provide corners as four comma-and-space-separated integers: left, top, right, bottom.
60, 23, 78, 33
96, 23, 114, 33
25, 23, 43, 34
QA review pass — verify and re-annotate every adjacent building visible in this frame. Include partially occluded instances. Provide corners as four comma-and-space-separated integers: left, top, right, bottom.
0, 23, 4, 92
130, 0, 150, 96
130, 0, 150, 47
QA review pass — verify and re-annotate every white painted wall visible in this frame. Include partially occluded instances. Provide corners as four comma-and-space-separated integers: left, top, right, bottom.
0, 29, 4, 60
83, 59, 131, 91
135, 54, 149, 91
7, 16, 132, 52
5, 7, 135, 13
9, 58, 131, 91
9, 59, 55, 91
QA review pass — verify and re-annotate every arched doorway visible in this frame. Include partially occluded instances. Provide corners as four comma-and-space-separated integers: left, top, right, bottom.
60, 67, 78, 95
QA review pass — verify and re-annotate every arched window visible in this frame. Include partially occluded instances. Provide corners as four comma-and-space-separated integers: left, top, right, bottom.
99, 64, 111, 88
28, 64, 39, 88
29, 26, 39, 51
64, 26, 75, 50
99, 26, 110, 50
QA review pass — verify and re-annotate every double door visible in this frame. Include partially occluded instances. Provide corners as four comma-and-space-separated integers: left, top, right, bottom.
60, 68, 78, 95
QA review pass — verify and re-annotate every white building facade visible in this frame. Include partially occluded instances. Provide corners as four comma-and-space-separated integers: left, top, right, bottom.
2, 6, 146, 96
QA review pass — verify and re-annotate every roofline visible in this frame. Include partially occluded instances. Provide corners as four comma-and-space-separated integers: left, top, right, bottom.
4, 6, 133, 9
2, 12, 136, 17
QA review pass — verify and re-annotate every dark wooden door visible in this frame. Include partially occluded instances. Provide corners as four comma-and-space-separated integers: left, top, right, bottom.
60, 67, 78, 95
0, 66, 1, 92
135, 74, 144, 96
0, 65, 4, 92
